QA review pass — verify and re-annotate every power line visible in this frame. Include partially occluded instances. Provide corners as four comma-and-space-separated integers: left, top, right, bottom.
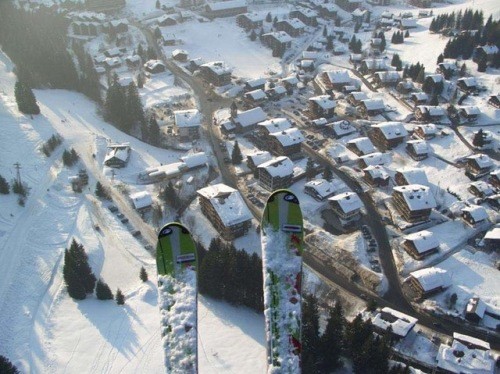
13, 162, 22, 185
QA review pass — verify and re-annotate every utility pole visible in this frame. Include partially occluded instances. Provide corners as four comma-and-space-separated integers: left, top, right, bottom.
13, 162, 22, 185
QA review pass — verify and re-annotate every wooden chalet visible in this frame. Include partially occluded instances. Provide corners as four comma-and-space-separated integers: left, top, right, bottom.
200, 61, 232, 86
465, 154, 493, 180
261, 32, 293, 51
174, 109, 201, 141
205, 0, 248, 19
308, 95, 336, 119
346, 137, 376, 156
358, 99, 385, 117
363, 165, 389, 187
489, 169, 500, 189
406, 139, 429, 161
304, 179, 339, 201
370, 122, 407, 150
409, 268, 451, 298
409, 92, 428, 107
257, 156, 294, 191
392, 184, 436, 223
487, 94, 500, 109
457, 77, 478, 94
473, 44, 499, 64
359, 58, 389, 75
468, 181, 494, 198
483, 227, 500, 251
246, 150, 272, 174
104, 143, 131, 168
396, 79, 415, 95
414, 105, 446, 122
346, 91, 369, 106
414, 124, 437, 140
328, 192, 363, 227
461, 205, 489, 227
459, 106, 481, 122
276, 18, 306, 37
289, 7, 318, 26
358, 152, 385, 169
267, 128, 305, 157
402, 230, 439, 260
373, 71, 402, 87
436, 62, 458, 78
320, 70, 352, 91
464, 297, 486, 323
395, 168, 429, 186
237, 13, 264, 29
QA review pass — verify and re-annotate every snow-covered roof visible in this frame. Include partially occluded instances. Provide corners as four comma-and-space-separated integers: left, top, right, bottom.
270, 127, 305, 146
411, 92, 428, 101
302, 51, 320, 60
130, 191, 153, 210
404, 230, 438, 253
174, 109, 201, 128
245, 89, 267, 101
206, 0, 247, 11
415, 123, 437, 135
347, 137, 375, 154
158, 14, 178, 24
258, 118, 292, 133
372, 307, 418, 337
349, 91, 369, 101
325, 69, 351, 84
126, 55, 141, 63
417, 105, 446, 117
311, 118, 328, 127
329, 192, 363, 213
201, 61, 232, 75
457, 77, 477, 87
410, 267, 451, 292
281, 75, 299, 85
484, 227, 500, 241
284, 18, 306, 29
453, 333, 491, 350
258, 156, 294, 177
361, 99, 385, 111
247, 151, 272, 167
331, 120, 355, 136
477, 44, 499, 55
364, 165, 389, 180
407, 139, 429, 154
462, 205, 488, 222
172, 49, 188, 57
109, 18, 128, 27
270, 85, 287, 95
105, 57, 121, 67
437, 339, 494, 374
294, 7, 317, 17
239, 12, 264, 22
309, 95, 336, 109
426, 74, 443, 83
362, 59, 388, 70
397, 168, 428, 185
372, 121, 407, 139
197, 183, 252, 226
235, 107, 266, 128
104, 143, 130, 163
438, 62, 458, 71
374, 71, 401, 82
246, 77, 266, 88
300, 59, 314, 68
393, 184, 436, 210
304, 179, 339, 199
460, 106, 481, 115
467, 154, 493, 169
469, 181, 494, 196
400, 18, 417, 27
144, 59, 165, 71
181, 152, 208, 169
262, 31, 293, 43
360, 152, 385, 166
352, 8, 367, 16
466, 297, 486, 318
106, 47, 121, 57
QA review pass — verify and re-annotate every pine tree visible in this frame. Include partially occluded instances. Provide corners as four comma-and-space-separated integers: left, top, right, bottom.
250, 29, 257, 41
266, 12, 272, 23
140, 266, 148, 282
124, 82, 145, 134
162, 181, 179, 208
0, 355, 20, 374
0, 175, 10, 194
70, 240, 96, 294
477, 55, 487, 72
437, 53, 444, 65
149, 115, 161, 146
319, 302, 344, 372
430, 95, 439, 106
302, 294, 321, 373
14, 81, 40, 115
416, 67, 425, 83
405, 29, 410, 37
116, 288, 125, 305
326, 36, 333, 51
156, 0, 160, 8
63, 249, 87, 300
472, 129, 486, 148
305, 158, 316, 180
322, 166, 333, 181
136, 73, 144, 89
95, 181, 110, 200
96, 279, 114, 300
231, 141, 243, 165
273, 16, 278, 26
323, 25, 328, 37
104, 82, 127, 130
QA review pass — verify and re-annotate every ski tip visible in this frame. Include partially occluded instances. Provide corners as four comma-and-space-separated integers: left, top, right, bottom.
158, 222, 191, 239
265, 189, 300, 205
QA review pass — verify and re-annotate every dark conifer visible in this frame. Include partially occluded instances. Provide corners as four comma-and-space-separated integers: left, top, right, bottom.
140, 266, 148, 282
322, 166, 333, 181
115, 289, 125, 305
231, 141, 243, 164
95, 181, 110, 200
250, 29, 257, 41
0, 355, 20, 374
305, 158, 316, 180
63, 249, 87, 300
0, 175, 10, 194
302, 294, 321, 373
149, 115, 161, 146
319, 302, 344, 372
266, 12, 272, 22
96, 279, 114, 300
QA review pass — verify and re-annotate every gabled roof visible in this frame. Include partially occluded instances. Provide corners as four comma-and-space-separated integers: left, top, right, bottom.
411, 92, 428, 101
460, 106, 481, 115
467, 154, 493, 169
469, 181, 494, 196
397, 168, 428, 185
347, 137, 376, 154
417, 105, 446, 116
181, 152, 208, 169
457, 77, 478, 87
262, 31, 293, 43
245, 89, 267, 101
361, 59, 388, 70
372, 307, 418, 337
304, 179, 338, 199
371, 121, 407, 139
206, 0, 247, 11
348, 91, 369, 101
258, 156, 294, 177
374, 71, 401, 82
426, 74, 443, 83
462, 205, 488, 222
174, 109, 201, 128
410, 267, 451, 291
364, 165, 389, 180
309, 95, 336, 109
415, 123, 437, 135
404, 230, 438, 253
329, 192, 363, 213
270, 127, 305, 146
246, 77, 267, 88
247, 151, 272, 167
325, 69, 351, 84
201, 61, 232, 75
477, 44, 499, 55
407, 139, 429, 154
283, 17, 306, 29
361, 99, 385, 111
235, 107, 267, 127
360, 152, 386, 166
258, 118, 292, 133
130, 191, 153, 210
393, 184, 436, 210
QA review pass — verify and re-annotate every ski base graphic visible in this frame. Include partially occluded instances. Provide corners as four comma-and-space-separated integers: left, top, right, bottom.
156, 222, 198, 373
261, 190, 304, 373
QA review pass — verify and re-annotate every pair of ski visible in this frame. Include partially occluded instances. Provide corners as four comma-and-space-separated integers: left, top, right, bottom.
155, 190, 304, 373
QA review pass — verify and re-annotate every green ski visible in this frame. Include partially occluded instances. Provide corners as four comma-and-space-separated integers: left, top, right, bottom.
156, 222, 198, 373
261, 190, 304, 373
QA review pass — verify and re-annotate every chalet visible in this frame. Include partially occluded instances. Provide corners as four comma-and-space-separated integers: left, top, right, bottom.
468, 180, 495, 198
104, 57, 122, 69
414, 105, 446, 122
331, 120, 356, 139
487, 94, 500, 109
308, 95, 336, 119
437, 335, 495, 374
320, 70, 352, 91
246, 151, 272, 173
363, 165, 389, 187
85, 0, 125, 13
372, 308, 418, 339
359, 59, 389, 75
276, 18, 306, 37
281, 75, 300, 93
457, 77, 478, 94
399, 18, 418, 29
258, 118, 292, 136
257, 156, 294, 191
244, 89, 267, 102
370, 38, 382, 49
157, 14, 178, 26
396, 79, 415, 95
473, 44, 499, 64
351, 8, 370, 23
318, 3, 338, 19
236, 13, 264, 29
461, 205, 489, 227
464, 297, 486, 323
406, 139, 429, 161
172, 49, 188, 62
370, 122, 407, 149
174, 109, 201, 141
358, 99, 385, 117
346, 91, 369, 106
200, 61, 232, 86
346, 137, 376, 156
205, 0, 248, 19
459, 106, 481, 122
266, 85, 287, 101
486, 194, 500, 211
289, 8, 318, 26
144, 60, 166, 74
483, 227, 500, 251
392, 184, 436, 223
104, 143, 131, 168
328, 192, 363, 227
304, 179, 338, 201
436, 62, 458, 78
350, 53, 363, 64
414, 123, 437, 140
489, 169, 500, 189
299, 59, 315, 72
373, 71, 402, 87
197, 184, 252, 240
402, 230, 439, 260
358, 152, 386, 169
409, 267, 451, 298
268, 128, 305, 157
395, 168, 429, 186
423, 74, 443, 94
465, 154, 493, 180
107, 19, 129, 33
338, 0, 363, 12
342, 85, 359, 95
244, 77, 266, 91
125, 55, 141, 68
261, 32, 293, 51
409, 92, 428, 106
130, 191, 153, 213
233, 107, 267, 132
